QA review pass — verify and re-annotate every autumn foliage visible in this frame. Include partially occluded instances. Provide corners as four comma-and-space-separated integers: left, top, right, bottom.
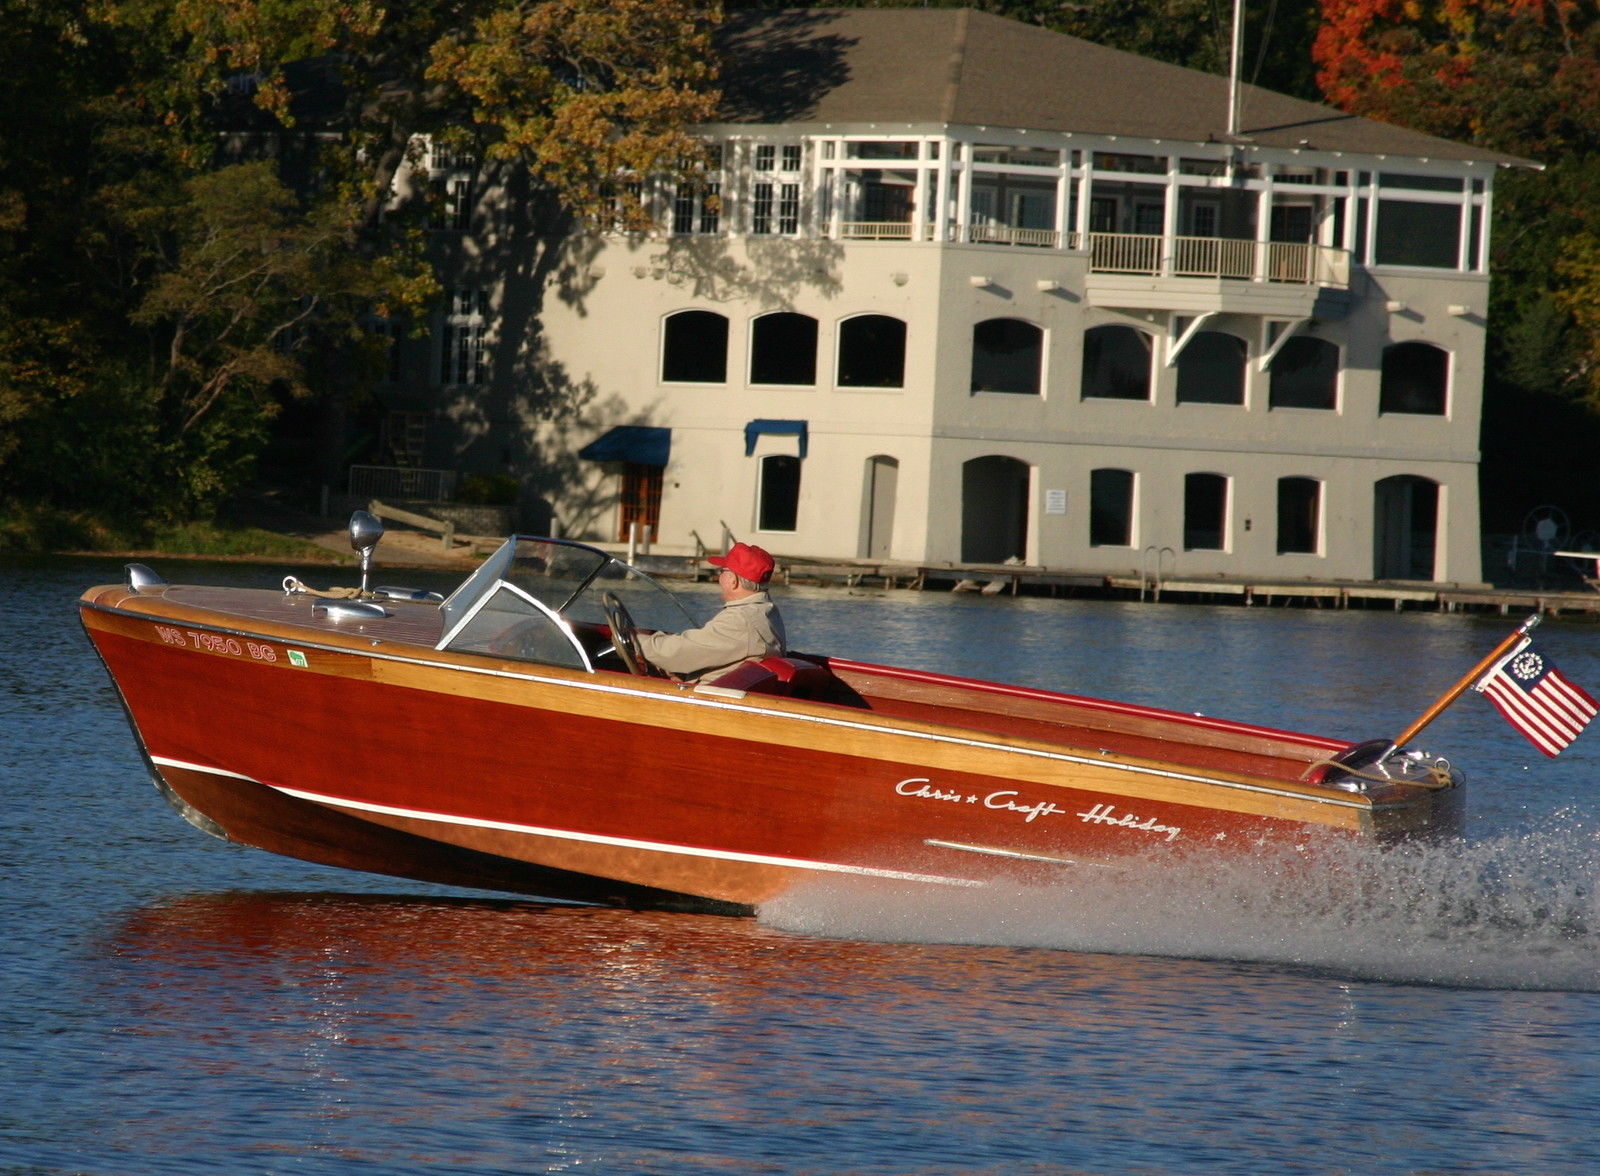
1315, 1, 1600, 157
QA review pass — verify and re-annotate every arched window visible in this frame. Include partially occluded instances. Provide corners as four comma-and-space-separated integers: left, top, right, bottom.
661, 310, 728, 384
1269, 337, 1339, 410
1380, 342, 1449, 415
1175, 331, 1246, 405
758, 454, 802, 532
970, 319, 1043, 395
838, 315, 907, 388
1184, 472, 1228, 550
1081, 325, 1152, 401
1090, 468, 1134, 547
1277, 477, 1321, 554
750, 312, 817, 386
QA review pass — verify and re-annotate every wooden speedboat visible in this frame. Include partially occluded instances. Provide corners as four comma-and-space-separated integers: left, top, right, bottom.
79, 514, 1464, 915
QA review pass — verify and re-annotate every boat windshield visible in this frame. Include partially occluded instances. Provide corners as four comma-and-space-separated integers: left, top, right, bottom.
436, 536, 700, 669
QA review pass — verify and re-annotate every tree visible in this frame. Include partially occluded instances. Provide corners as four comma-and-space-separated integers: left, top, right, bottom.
2, 1, 724, 529
1314, 1, 1600, 527
107, 161, 428, 517
1315, 0, 1600, 154
94, 0, 723, 233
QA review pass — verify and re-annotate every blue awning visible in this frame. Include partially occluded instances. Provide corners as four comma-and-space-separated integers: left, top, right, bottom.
744, 419, 808, 459
578, 425, 671, 466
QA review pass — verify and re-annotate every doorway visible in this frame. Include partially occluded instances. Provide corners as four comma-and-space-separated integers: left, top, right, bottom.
961, 456, 1030, 564
1373, 475, 1439, 580
859, 456, 899, 560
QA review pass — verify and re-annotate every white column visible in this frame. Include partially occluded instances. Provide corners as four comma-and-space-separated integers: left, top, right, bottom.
954, 139, 972, 244
1055, 148, 1071, 247
1255, 162, 1273, 281
1477, 179, 1494, 272
935, 137, 953, 243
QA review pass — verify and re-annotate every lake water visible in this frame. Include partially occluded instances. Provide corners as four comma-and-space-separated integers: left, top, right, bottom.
5, 553, 1600, 1174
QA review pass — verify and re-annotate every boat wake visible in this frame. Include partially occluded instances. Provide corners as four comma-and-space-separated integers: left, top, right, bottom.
759, 816, 1600, 991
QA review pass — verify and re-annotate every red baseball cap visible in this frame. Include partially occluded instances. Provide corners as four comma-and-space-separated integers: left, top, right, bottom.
710, 542, 775, 585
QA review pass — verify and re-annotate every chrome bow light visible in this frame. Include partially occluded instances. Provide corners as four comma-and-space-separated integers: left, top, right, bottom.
348, 509, 385, 597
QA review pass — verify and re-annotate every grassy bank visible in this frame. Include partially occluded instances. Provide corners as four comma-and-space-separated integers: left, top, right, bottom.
0, 500, 344, 562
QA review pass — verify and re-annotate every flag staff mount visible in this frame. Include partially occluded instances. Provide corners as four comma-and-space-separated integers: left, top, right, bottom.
1378, 614, 1542, 764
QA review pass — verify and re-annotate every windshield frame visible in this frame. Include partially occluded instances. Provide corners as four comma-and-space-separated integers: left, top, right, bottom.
435, 536, 699, 668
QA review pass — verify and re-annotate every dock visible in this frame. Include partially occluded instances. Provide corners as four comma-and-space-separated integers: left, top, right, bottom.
586, 539, 1600, 619
757, 558, 1600, 619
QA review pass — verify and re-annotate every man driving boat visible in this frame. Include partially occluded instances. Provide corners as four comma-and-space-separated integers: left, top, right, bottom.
636, 542, 786, 681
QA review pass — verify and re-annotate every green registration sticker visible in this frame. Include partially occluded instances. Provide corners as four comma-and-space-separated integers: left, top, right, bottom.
287, 650, 308, 668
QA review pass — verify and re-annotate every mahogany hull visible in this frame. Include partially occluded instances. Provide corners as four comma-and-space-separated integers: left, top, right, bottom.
79, 584, 1461, 913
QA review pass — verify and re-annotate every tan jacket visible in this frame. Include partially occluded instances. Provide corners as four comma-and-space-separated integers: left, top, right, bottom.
636, 593, 786, 681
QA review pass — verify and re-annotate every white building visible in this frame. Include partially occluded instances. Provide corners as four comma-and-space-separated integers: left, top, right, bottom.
393, 8, 1529, 584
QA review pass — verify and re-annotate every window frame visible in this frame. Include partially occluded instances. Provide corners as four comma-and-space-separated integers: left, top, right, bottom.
756, 453, 802, 533
660, 309, 729, 385
970, 317, 1045, 396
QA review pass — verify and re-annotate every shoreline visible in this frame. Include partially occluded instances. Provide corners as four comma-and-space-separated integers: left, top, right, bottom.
29, 518, 1600, 620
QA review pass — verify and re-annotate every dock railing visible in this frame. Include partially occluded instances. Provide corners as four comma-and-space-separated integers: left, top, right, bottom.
1140, 546, 1175, 601
348, 465, 457, 503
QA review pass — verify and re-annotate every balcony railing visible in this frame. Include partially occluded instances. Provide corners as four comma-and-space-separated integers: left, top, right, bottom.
822, 221, 1349, 287
1083, 232, 1348, 285
969, 224, 1061, 248
837, 221, 929, 241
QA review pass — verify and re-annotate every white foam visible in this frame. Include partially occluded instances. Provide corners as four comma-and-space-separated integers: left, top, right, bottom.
759, 819, 1600, 991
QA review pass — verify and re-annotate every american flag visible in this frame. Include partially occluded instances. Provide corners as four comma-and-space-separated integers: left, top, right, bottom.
1474, 638, 1598, 757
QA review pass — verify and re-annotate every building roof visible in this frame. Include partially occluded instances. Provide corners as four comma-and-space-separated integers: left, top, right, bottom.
716, 8, 1532, 168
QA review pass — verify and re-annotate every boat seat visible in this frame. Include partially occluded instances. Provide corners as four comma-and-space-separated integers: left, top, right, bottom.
704, 655, 836, 700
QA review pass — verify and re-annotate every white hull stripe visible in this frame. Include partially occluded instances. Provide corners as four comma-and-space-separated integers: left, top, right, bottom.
150, 755, 982, 889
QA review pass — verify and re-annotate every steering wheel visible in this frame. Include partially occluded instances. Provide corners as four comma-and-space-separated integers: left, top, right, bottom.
601, 591, 649, 676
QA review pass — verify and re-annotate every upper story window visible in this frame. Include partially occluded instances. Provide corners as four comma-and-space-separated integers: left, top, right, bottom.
431, 176, 474, 232
971, 319, 1043, 395
672, 144, 723, 235
1269, 337, 1339, 410
673, 181, 720, 235
1082, 325, 1152, 401
750, 313, 817, 386
602, 178, 646, 228
751, 181, 800, 235
1093, 152, 1165, 175
1371, 172, 1472, 270
751, 142, 803, 236
1176, 331, 1246, 406
439, 288, 490, 386
838, 315, 906, 388
1380, 341, 1449, 415
845, 141, 918, 160
662, 310, 728, 384
1375, 201, 1461, 268
426, 141, 477, 234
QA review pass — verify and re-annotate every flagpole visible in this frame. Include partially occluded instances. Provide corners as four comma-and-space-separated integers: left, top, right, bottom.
1378, 614, 1541, 763
1227, 0, 1244, 139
